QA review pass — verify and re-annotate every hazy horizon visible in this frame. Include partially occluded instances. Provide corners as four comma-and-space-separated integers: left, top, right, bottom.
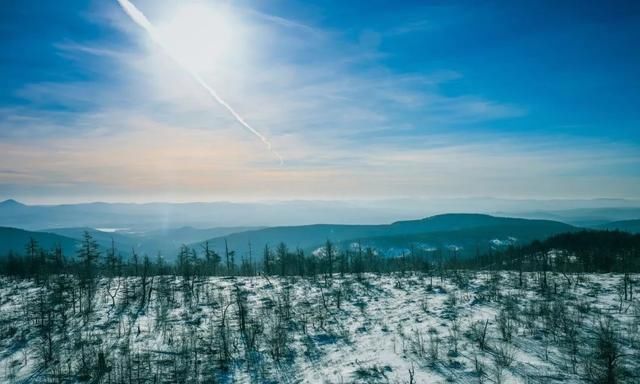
3, 195, 640, 207
3, 195, 640, 231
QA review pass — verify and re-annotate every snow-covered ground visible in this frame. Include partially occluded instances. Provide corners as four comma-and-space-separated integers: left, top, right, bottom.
1, 271, 638, 383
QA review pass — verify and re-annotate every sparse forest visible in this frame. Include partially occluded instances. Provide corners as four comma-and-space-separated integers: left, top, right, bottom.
464, 230, 640, 273
1, 231, 639, 383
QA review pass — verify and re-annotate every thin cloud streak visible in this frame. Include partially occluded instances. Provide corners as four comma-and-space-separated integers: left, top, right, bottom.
1, 1, 638, 202
114, 0, 283, 164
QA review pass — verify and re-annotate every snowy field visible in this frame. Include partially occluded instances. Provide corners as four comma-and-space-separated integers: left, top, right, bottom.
1, 271, 639, 383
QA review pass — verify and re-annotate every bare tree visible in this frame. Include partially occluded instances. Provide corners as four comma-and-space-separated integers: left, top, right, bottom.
585, 318, 626, 384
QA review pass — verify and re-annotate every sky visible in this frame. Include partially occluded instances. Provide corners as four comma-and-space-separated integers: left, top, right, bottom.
0, 0, 639, 204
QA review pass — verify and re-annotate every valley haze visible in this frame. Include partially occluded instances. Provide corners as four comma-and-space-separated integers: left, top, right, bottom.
1, 197, 639, 262
2, 197, 639, 229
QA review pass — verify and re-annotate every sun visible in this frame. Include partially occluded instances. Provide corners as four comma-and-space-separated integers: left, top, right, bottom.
154, 3, 241, 73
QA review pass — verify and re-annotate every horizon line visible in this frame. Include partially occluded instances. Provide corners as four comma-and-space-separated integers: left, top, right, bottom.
2, 196, 640, 207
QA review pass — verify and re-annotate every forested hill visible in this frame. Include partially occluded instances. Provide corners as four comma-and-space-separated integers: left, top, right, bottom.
464, 230, 640, 272
195, 214, 576, 258
597, 219, 640, 234
41, 226, 262, 259
0, 227, 77, 256
0, 214, 578, 262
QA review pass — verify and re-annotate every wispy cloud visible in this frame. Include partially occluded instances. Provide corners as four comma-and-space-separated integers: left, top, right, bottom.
387, 19, 431, 36
1, 0, 638, 202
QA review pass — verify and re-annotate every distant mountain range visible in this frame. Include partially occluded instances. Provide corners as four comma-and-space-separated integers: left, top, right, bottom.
0, 199, 422, 230
1, 198, 639, 262
40, 226, 261, 259
1, 214, 578, 260
507, 207, 640, 227
193, 214, 578, 260
597, 219, 640, 234
2, 198, 639, 230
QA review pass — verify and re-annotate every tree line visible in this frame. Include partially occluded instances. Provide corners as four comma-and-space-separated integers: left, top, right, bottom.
462, 230, 640, 273
2, 229, 639, 280
0, 231, 437, 279
0, 229, 638, 383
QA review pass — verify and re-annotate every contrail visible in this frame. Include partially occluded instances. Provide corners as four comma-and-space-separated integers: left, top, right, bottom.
115, 0, 283, 164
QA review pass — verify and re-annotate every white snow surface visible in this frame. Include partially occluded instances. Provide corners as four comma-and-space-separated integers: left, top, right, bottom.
0, 271, 638, 383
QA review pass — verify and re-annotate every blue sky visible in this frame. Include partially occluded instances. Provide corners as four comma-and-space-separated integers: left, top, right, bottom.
1, 0, 639, 203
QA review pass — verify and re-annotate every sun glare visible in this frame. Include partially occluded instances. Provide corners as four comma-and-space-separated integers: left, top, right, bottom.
154, 3, 241, 72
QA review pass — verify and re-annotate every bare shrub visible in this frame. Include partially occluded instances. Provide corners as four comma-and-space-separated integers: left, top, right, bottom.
469, 320, 489, 350
496, 308, 516, 342
584, 318, 625, 384
492, 342, 515, 384
428, 327, 440, 362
